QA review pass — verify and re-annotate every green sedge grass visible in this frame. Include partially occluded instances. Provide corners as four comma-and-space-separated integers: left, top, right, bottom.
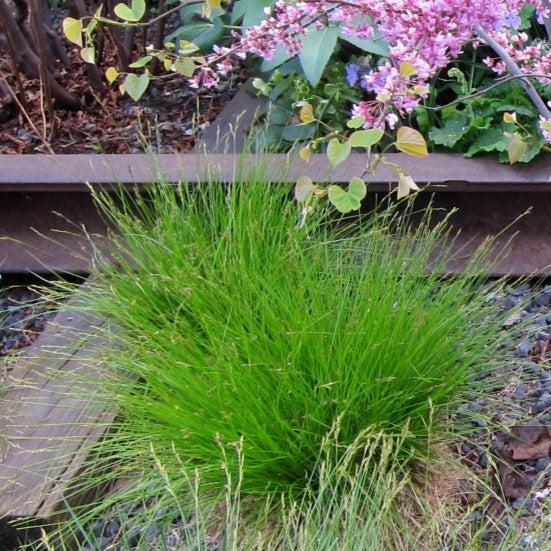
36, 174, 517, 547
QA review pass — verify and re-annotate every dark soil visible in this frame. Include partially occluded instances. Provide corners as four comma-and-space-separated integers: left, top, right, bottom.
0, 17, 244, 155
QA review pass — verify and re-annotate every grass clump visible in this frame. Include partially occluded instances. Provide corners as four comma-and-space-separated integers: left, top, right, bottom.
44, 177, 510, 547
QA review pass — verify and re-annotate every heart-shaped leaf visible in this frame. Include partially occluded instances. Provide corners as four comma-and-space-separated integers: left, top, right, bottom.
295, 176, 315, 202
327, 138, 351, 167
105, 67, 119, 84
299, 104, 315, 124
129, 55, 153, 68
347, 115, 365, 129
172, 58, 195, 76
124, 72, 150, 101
299, 145, 311, 163
328, 185, 361, 213
506, 132, 528, 164
397, 172, 420, 199
62, 17, 83, 47
395, 126, 428, 157
80, 47, 95, 64
348, 177, 367, 201
399, 61, 417, 77
349, 128, 384, 148
114, 0, 146, 21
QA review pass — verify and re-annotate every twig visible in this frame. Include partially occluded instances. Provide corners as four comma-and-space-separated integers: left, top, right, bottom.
83, 0, 204, 28
424, 73, 551, 111
0, 72, 55, 154
475, 25, 551, 119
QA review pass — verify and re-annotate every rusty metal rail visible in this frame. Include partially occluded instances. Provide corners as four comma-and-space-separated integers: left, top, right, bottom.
0, 82, 550, 275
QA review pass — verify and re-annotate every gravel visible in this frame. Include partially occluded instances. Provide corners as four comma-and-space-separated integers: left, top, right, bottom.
0, 276, 54, 361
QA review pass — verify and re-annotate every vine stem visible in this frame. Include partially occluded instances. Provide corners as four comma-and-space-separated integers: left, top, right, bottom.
424, 73, 551, 111
475, 25, 551, 119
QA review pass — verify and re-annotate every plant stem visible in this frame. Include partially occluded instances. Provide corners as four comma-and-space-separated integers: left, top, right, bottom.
423, 73, 551, 112
475, 25, 551, 119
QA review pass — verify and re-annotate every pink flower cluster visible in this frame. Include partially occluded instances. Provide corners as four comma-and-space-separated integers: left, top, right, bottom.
192, 0, 549, 133
540, 116, 551, 143
483, 30, 551, 79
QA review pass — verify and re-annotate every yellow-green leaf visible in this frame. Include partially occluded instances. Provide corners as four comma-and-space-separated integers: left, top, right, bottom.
349, 128, 384, 148
179, 40, 200, 55
503, 112, 517, 124
172, 58, 195, 76
114, 0, 146, 21
62, 17, 83, 47
295, 176, 315, 202
299, 104, 315, 124
80, 47, 95, 64
397, 171, 420, 199
328, 185, 361, 213
399, 61, 417, 77
395, 126, 429, 157
327, 139, 351, 168
105, 67, 119, 84
348, 177, 366, 200
124, 72, 150, 101
299, 145, 311, 163
129, 56, 153, 68
506, 132, 528, 164
346, 115, 365, 129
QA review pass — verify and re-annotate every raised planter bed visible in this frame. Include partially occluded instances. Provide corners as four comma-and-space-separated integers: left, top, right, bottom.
0, 86, 550, 275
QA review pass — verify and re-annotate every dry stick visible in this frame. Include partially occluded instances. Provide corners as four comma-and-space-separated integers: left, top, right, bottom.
475, 25, 551, 119
29, 0, 54, 140
0, 73, 54, 154
0, 0, 80, 109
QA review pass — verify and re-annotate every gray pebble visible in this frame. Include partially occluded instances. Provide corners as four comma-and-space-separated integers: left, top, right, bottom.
511, 497, 528, 511
535, 457, 550, 471
513, 383, 530, 400
515, 341, 533, 358
535, 293, 551, 307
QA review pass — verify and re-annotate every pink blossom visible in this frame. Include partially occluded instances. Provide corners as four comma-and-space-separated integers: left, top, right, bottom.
540, 117, 551, 143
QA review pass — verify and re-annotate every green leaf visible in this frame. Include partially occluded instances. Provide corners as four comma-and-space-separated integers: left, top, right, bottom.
124, 72, 150, 101
328, 185, 361, 213
428, 113, 469, 148
114, 0, 146, 21
166, 17, 224, 51
281, 124, 315, 142
129, 56, 153, 68
415, 108, 430, 134
62, 17, 83, 47
299, 26, 340, 87
349, 128, 384, 148
347, 116, 365, 129
105, 67, 119, 84
232, 0, 273, 28
172, 58, 195, 76
327, 139, 351, 167
348, 177, 367, 200
80, 47, 95, 64
295, 176, 315, 202
506, 132, 528, 164
340, 16, 390, 56
259, 46, 293, 72
465, 128, 509, 157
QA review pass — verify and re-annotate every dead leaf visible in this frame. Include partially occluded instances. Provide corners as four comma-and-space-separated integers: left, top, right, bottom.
508, 425, 551, 460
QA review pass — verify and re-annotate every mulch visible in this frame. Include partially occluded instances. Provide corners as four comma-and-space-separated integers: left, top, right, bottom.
0, 48, 245, 155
